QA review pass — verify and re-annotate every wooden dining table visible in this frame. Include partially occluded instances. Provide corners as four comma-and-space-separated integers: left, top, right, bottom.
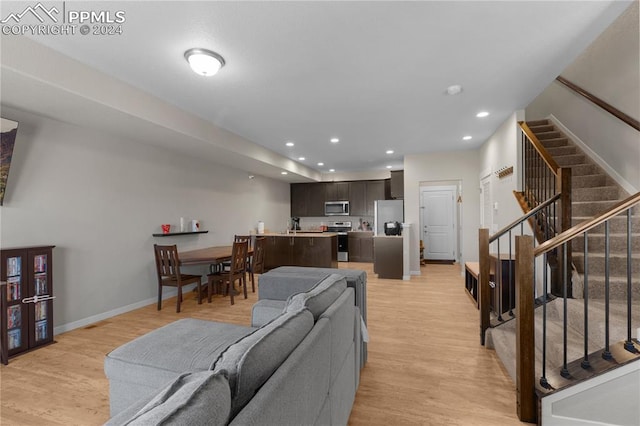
179, 245, 254, 272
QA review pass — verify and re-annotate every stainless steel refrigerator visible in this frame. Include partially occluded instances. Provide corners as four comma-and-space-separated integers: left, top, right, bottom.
374, 200, 404, 236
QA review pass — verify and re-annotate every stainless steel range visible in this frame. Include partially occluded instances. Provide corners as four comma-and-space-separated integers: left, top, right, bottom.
326, 221, 351, 262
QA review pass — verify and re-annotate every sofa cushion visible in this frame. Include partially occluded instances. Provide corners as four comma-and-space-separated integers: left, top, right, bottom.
285, 274, 347, 321
213, 308, 314, 419
105, 370, 230, 426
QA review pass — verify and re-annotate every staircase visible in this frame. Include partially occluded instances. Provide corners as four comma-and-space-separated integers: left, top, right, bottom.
485, 118, 640, 418
525, 119, 640, 300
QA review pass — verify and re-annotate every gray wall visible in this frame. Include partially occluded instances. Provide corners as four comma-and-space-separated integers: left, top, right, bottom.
404, 150, 481, 274
526, 1, 639, 192
0, 107, 290, 332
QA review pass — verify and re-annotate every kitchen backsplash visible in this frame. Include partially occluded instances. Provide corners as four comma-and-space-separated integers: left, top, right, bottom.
299, 216, 374, 232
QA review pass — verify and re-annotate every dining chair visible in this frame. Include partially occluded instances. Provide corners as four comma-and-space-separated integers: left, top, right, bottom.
246, 236, 266, 292
154, 244, 203, 313
207, 240, 249, 305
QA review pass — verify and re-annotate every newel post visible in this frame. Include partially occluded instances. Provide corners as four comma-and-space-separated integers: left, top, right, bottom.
516, 235, 536, 423
479, 228, 490, 345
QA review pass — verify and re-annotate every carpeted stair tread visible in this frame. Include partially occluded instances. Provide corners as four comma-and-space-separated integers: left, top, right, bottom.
572, 233, 640, 252
573, 186, 621, 201
539, 138, 570, 148
546, 146, 578, 156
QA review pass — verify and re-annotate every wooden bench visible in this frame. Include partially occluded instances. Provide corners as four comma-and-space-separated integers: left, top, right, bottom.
464, 262, 480, 308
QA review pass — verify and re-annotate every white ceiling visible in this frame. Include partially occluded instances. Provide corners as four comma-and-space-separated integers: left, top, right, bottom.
0, 0, 633, 181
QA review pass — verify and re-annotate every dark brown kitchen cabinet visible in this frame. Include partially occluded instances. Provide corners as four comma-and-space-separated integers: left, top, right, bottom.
349, 181, 367, 216
1, 245, 55, 364
264, 235, 338, 271
365, 180, 386, 216
389, 170, 404, 199
290, 184, 309, 217
291, 183, 326, 217
348, 232, 374, 262
264, 236, 292, 271
307, 184, 326, 216
325, 182, 349, 202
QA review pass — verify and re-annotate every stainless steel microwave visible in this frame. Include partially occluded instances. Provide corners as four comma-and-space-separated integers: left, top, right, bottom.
325, 201, 349, 216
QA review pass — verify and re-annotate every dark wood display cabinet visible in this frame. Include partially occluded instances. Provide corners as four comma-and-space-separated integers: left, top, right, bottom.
1, 245, 55, 364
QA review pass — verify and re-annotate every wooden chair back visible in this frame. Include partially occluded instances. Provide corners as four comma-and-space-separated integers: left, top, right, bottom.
154, 244, 181, 279
229, 240, 249, 275
252, 236, 266, 274
234, 235, 253, 249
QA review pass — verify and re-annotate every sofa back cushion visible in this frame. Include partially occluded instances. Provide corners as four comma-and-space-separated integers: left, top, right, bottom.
108, 370, 230, 426
212, 308, 314, 419
285, 274, 347, 321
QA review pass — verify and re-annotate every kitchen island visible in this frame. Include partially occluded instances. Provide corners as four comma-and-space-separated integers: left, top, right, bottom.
263, 232, 338, 270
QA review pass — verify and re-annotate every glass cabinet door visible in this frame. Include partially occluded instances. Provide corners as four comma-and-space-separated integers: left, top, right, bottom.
3, 253, 29, 354
29, 251, 53, 346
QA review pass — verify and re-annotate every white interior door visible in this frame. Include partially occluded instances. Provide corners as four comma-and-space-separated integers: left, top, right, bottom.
421, 186, 456, 261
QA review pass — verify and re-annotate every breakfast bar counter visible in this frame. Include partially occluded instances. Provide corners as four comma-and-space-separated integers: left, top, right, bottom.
263, 233, 338, 270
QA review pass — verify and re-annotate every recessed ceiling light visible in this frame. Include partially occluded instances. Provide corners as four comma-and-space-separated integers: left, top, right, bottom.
386, 165, 392, 169
317, 162, 324, 166
298, 157, 305, 161
446, 84, 463, 95
281, 171, 288, 175
184, 48, 225, 76
463, 135, 472, 141
386, 150, 394, 155
329, 169, 335, 172
476, 111, 490, 118
330, 138, 339, 143
285, 141, 294, 147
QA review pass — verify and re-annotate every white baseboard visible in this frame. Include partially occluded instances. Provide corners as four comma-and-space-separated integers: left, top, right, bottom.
53, 285, 193, 335
548, 114, 638, 194
410, 270, 421, 276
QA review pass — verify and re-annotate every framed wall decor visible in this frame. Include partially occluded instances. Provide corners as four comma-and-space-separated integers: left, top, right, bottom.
0, 117, 19, 206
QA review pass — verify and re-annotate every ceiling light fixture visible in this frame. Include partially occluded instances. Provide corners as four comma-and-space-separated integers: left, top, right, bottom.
386, 165, 392, 169
184, 48, 225, 76
317, 162, 324, 166
329, 169, 335, 172
298, 157, 306, 161
476, 111, 490, 118
285, 141, 295, 147
386, 150, 394, 154
446, 84, 463, 95
281, 171, 288, 175
463, 135, 472, 141
330, 138, 339, 143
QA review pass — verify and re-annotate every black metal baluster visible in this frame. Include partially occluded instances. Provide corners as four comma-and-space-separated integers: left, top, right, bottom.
561, 243, 570, 378
509, 230, 514, 316
624, 209, 635, 353
540, 251, 550, 388
497, 238, 503, 321
560, 243, 571, 377
582, 231, 590, 369
603, 221, 612, 360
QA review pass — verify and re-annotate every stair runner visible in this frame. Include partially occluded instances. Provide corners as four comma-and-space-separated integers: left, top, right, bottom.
486, 118, 640, 394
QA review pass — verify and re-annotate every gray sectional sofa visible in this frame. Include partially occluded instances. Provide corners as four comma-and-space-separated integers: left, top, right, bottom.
104, 272, 363, 425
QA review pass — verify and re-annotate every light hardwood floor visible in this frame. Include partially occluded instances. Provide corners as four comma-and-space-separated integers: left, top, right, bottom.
0, 263, 524, 425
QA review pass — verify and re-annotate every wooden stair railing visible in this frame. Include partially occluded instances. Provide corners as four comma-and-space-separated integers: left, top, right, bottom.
479, 194, 560, 345
556, 76, 640, 132
518, 121, 572, 296
515, 192, 640, 423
